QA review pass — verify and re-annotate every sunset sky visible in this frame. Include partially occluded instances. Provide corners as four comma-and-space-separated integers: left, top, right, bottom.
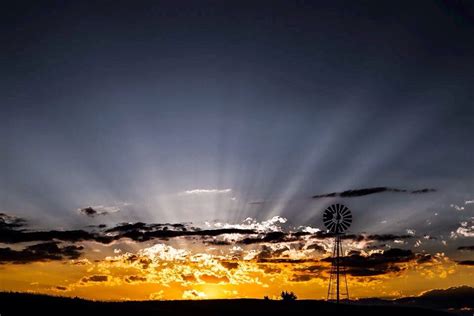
1, 1, 474, 300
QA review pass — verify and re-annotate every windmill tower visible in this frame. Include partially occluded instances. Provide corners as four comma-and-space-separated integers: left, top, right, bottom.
323, 203, 352, 303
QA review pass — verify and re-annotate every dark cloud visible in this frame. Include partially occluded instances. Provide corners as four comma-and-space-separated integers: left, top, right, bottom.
458, 245, 474, 251
82, 275, 108, 282
346, 265, 403, 277
206, 239, 233, 246
457, 260, 474, 266
305, 243, 326, 253
240, 231, 288, 245
225, 231, 413, 247
290, 264, 326, 281
312, 187, 436, 199
255, 245, 288, 261
0, 213, 26, 230
55, 286, 67, 291
310, 232, 413, 243
416, 254, 433, 264
105, 222, 174, 233
289, 274, 318, 282
0, 213, 257, 245
114, 227, 256, 242
293, 265, 325, 273
252, 244, 314, 263
0, 211, 419, 259
0, 213, 106, 244
0, 242, 83, 264
221, 261, 239, 270
79, 207, 99, 217
104, 222, 255, 242
0, 228, 111, 244
258, 265, 282, 274
365, 234, 413, 242
322, 248, 420, 276
78, 206, 119, 217
125, 254, 152, 269
87, 224, 107, 229
125, 275, 147, 283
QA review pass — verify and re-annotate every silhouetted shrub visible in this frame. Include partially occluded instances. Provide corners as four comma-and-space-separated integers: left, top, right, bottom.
281, 291, 297, 301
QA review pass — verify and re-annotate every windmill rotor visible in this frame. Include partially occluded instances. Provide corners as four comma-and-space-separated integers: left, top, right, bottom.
323, 203, 352, 234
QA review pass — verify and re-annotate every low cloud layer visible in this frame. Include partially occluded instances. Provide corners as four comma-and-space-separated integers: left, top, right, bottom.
0, 212, 417, 251
0, 211, 470, 300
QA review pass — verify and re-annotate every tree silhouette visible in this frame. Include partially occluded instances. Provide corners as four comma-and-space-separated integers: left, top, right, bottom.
280, 291, 297, 301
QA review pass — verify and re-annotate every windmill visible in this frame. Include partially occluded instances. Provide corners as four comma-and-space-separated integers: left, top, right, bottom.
323, 203, 352, 303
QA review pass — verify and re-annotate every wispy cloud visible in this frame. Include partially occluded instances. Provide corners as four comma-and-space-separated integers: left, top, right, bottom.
450, 204, 465, 211
206, 216, 287, 233
183, 188, 232, 195
312, 187, 436, 199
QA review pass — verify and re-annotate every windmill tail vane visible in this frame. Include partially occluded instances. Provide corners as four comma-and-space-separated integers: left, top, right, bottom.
323, 203, 352, 303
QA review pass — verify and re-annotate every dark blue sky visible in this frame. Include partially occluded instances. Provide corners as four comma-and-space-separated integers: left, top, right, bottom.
1, 1, 474, 258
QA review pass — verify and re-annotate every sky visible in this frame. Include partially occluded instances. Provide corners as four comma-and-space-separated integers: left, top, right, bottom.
1, 0, 474, 300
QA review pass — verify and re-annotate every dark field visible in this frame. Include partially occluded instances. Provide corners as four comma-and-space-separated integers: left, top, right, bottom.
0, 292, 466, 316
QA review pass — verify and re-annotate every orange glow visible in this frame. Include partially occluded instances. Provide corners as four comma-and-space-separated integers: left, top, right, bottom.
1, 241, 472, 301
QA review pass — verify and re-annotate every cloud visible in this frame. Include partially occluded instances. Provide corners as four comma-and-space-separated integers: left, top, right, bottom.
458, 245, 474, 251
456, 260, 474, 266
321, 248, 421, 276
78, 205, 120, 217
450, 204, 465, 211
82, 275, 108, 282
0, 211, 418, 262
240, 231, 288, 245
125, 275, 147, 283
183, 188, 231, 195
55, 286, 68, 291
106, 224, 256, 243
0, 213, 26, 230
0, 213, 256, 245
149, 290, 164, 300
406, 229, 416, 236
207, 216, 287, 233
182, 290, 206, 299
365, 234, 413, 242
248, 201, 265, 205
0, 242, 83, 264
451, 219, 474, 238
220, 261, 239, 270
289, 274, 319, 282
0, 226, 107, 244
312, 187, 436, 199
62, 239, 448, 295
